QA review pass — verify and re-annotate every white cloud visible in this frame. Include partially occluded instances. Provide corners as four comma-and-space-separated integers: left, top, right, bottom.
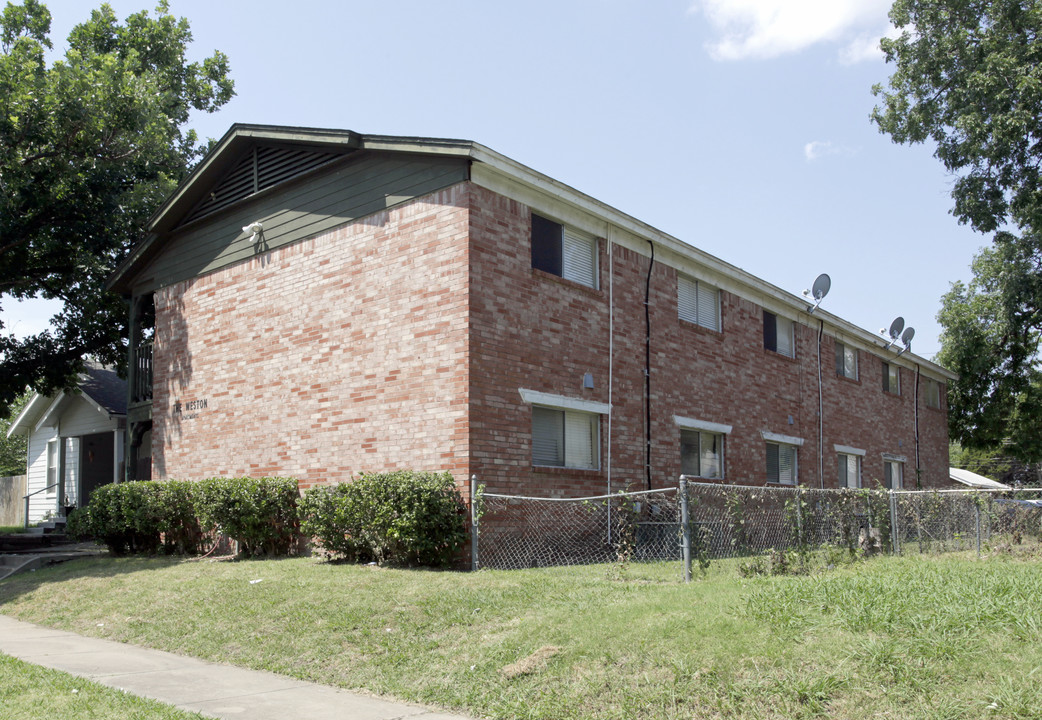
804, 140, 858, 161
692, 0, 892, 62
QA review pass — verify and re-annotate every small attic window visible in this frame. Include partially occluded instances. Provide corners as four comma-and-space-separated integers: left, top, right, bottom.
181, 145, 340, 226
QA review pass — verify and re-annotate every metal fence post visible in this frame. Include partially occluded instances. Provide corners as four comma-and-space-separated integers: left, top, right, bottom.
795, 486, 804, 549
975, 501, 982, 557
470, 475, 479, 572
889, 490, 900, 555
679, 477, 691, 583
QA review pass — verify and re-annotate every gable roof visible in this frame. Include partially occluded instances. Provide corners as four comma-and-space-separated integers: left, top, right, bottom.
949, 467, 1012, 491
107, 123, 957, 382
80, 364, 127, 416
6, 364, 126, 438
950, 466, 1012, 489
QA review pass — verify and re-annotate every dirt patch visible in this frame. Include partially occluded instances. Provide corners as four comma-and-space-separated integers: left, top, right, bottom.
500, 645, 562, 679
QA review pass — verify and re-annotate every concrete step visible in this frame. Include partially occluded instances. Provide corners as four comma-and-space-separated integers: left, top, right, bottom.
0, 533, 75, 553
0, 545, 105, 581
40, 519, 67, 534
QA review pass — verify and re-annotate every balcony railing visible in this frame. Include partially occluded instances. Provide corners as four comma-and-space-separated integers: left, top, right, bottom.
133, 340, 153, 403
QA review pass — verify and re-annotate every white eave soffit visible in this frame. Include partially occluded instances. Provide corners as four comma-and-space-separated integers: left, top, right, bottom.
761, 430, 805, 446
674, 415, 733, 435
518, 388, 611, 415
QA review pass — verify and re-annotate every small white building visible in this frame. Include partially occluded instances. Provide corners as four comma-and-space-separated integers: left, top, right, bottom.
6, 364, 126, 524
949, 467, 1012, 491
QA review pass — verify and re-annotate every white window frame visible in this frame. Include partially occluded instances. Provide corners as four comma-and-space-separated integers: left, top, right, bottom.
519, 389, 609, 471
562, 228, 598, 289
835, 340, 858, 380
530, 213, 598, 289
764, 311, 795, 358
837, 453, 861, 488
680, 429, 725, 479
762, 431, 802, 486
676, 415, 731, 480
924, 378, 941, 408
883, 362, 901, 394
766, 442, 798, 485
883, 456, 905, 489
678, 275, 721, 331
45, 438, 59, 498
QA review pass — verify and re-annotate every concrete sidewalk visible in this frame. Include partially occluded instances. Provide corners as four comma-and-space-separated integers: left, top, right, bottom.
0, 615, 473, 720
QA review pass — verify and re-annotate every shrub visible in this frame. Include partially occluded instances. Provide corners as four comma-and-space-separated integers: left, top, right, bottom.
300, 470, 468, 567
194, 476, 299, 557
155, 480, 204, 554
70, 482, 163, 555
298, 483, 370, 562
67, 480, 205, 555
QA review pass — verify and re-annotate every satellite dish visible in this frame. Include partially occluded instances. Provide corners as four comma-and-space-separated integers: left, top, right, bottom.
889, 317, 905, 340
896, 326, 915, 357
812, 273, 831, 301
804, 273, 831, 313
881, 316, 905, 349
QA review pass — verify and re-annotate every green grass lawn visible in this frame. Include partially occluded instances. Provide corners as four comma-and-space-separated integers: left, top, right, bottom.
0, 652, 209, 719
1, 551, 1040, 719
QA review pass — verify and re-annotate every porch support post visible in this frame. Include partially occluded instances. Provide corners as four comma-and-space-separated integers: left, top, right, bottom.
57, 431, 66, 518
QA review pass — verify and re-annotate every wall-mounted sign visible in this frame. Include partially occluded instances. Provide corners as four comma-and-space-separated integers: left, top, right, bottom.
173, 398, 208, 420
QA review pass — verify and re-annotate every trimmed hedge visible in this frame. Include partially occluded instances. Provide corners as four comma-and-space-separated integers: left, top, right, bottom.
156, 480, 205, 555
67, 481, 163, 555
194, 476, 299, 557
71, 472, 465, 565
300, 470, 467, 567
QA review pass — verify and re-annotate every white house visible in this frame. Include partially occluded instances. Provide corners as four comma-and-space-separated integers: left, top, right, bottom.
6, 364, 126, 524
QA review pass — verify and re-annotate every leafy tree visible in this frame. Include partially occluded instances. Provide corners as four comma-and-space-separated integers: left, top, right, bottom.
0, 391, 29, 476
950, 441, 1042, 487
0, 0, 233, 412
872, 0, 1042, 460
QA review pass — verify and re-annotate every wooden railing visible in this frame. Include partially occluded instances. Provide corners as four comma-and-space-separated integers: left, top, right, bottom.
133, 340, 153, 403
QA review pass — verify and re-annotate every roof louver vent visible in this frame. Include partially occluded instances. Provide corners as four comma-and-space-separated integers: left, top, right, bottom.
182, 145, 340, 225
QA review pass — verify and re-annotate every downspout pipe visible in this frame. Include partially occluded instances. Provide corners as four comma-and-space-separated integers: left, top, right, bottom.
914, 363, 921, 489
644, 239, 655, 492
818, 319, 824, 489
607, 230, 614, 543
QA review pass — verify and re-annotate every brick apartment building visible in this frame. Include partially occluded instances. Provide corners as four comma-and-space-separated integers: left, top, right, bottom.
108, 124, 954, 497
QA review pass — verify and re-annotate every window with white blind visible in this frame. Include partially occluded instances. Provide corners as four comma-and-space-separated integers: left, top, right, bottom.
532, 406, 599, 469
837, 453, 860, 488
766, 442, 797, 485
680, 429, 724, 479
531, 213, 598, 288
678, 275, 721, 331
45, 438, 58, 497
835, 341, 858, 380
763, 311, 795, 358
883, 459, 903, 489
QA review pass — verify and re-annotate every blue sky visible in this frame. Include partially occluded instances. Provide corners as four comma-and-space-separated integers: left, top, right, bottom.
7, 0, 987, 360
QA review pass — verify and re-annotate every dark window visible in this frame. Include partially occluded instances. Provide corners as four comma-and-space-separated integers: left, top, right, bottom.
531, 214, 563, 276
763, 311, 794, 357
763, 310, 777, 352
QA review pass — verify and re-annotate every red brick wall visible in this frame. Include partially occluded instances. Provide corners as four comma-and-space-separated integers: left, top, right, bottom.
150, 179, 949, 494
466, 184, 950, 495
151, 185, 471, 487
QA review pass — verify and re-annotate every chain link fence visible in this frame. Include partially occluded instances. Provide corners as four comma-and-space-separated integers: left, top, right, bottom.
469, 477, 1042, 578
472, 487, 680, 570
